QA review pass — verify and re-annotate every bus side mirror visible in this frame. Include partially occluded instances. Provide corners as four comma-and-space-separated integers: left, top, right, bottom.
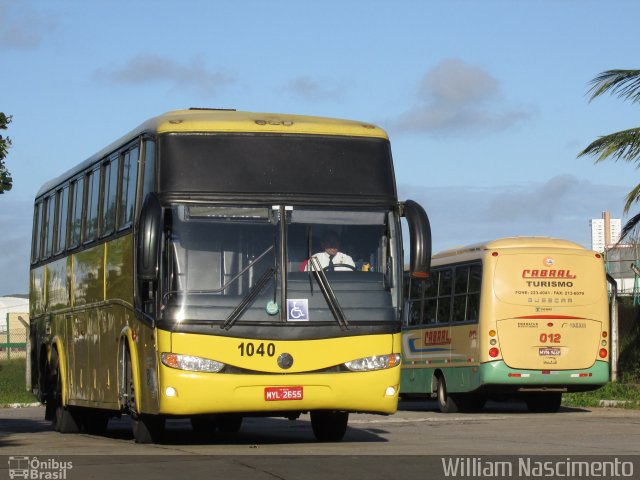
137, 193, 162, 282
402, 200, 431, 277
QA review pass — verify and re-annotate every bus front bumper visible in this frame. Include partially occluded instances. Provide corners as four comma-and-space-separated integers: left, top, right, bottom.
156, 364, 400, 416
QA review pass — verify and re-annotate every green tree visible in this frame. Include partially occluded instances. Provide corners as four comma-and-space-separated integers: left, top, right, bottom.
0, 112, 13, 194
579, 70, 640, 240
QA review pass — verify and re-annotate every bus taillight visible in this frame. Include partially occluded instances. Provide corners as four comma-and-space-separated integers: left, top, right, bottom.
599, 348, 608, 358
602, 331, 608, 338
489, 348, 499, 358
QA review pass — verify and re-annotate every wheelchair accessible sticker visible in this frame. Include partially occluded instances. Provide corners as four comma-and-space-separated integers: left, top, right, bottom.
287, 299, 309, 321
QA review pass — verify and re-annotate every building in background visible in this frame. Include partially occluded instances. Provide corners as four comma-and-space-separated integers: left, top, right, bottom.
0, 296, 29, 333
591, 211, 621, 253
0, 296, 29, 360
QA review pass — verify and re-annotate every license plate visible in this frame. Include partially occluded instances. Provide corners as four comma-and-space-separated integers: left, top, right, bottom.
264, 386, 304, 401
539, 347, 561, 356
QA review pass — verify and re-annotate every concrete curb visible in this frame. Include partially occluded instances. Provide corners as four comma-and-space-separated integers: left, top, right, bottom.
598, 399, 636, 408
1, 402, 42, 408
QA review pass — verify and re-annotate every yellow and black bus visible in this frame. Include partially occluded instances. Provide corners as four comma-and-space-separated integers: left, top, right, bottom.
29, 109, 431, 442
401, 237, 609, 413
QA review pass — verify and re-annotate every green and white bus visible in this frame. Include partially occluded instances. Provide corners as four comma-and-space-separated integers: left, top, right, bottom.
401, 237, 609, 413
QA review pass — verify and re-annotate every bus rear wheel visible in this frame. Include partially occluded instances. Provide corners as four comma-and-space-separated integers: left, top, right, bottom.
436, 375, 460, 413
48, 349, 80, 434
81, 410, 111, 435
524, 392, 562, 413
310, 410, 349, 442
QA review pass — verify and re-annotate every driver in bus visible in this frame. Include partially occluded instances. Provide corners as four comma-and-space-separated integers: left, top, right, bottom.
304, 230, 355, 272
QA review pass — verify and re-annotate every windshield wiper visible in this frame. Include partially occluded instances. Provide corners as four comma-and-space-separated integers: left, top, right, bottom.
221, 266, 276, 330
309, 256, 349, 330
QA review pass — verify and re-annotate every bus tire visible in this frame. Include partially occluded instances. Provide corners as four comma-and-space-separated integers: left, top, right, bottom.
132, 414, 165, 444
457, 394, 487, 413
436, 375, 460, 413
191, 416, 217, 436
49, 349, 80, 434
310, 410, 349, 442
125, 348, 165, 443
216, 414, 243, 433
82, 410, 111, 435
524, 393, 562, 413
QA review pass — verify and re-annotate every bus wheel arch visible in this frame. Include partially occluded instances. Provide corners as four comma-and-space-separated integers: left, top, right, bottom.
47, 345, 80, 433
118, 332, 141, 413
38, 344, 48, 404
119, 336, 164, 443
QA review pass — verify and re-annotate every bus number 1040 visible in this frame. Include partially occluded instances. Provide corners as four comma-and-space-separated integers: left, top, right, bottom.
237, 342, 276, 357
539, 333, 561, 343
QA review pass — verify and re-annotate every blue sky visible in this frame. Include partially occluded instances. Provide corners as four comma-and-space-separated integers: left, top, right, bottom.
0, 0, 638, 295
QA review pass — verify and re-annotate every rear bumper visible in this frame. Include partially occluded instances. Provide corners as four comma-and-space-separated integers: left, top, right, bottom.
156, 364, 400, 416
477, 360, 609, 393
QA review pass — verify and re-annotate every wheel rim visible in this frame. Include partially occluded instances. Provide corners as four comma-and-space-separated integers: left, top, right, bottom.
437, 378, 446, 406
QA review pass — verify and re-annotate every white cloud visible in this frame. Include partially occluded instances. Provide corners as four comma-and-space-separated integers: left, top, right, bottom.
393, 58, 534, 135
286, 76, 346, 102
94, 54, 235, 95
0, 0, 57, 50
399, 175, 626, 253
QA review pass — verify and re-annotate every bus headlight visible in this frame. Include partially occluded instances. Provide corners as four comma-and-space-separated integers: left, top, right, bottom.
161, 353, 225, 373
344, 354, 401, 372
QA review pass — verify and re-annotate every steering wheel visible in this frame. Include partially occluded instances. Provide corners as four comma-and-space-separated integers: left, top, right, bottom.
323, 263, 356, 272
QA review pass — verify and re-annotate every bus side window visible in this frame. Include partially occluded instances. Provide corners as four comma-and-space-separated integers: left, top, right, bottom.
119, 146, 139, 230
141, 139, 156, 200
84, 167, 100, 243
408, 277, 424, 325
31, 202, 43, 263
54, 186, 69, 254
466, 264, 482, 321
435, 269, 452, 323
102, 155, 119, 237
42, 194, 56, 260
452, 266, 469, 322
69, 178, 84, 249
422, 271, 439, 324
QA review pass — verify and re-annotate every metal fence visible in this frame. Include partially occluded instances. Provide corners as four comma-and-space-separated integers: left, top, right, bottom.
0, 313, 29, 360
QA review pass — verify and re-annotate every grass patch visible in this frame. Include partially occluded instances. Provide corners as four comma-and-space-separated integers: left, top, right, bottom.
0, 359, 38, 405
563, 377, 640, 409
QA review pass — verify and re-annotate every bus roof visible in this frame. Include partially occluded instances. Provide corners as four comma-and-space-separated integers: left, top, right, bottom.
151, 109, 389, 138
433, 236, 588, 261
36, 109, 389, 198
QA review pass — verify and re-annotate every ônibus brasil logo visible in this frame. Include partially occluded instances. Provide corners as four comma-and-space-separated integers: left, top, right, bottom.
8, 456, 73, 479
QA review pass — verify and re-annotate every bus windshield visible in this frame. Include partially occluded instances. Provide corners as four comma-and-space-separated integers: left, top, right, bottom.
162, 204, 400, 327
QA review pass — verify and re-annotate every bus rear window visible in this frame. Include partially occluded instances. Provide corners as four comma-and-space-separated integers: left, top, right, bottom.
493, 253, 605, 306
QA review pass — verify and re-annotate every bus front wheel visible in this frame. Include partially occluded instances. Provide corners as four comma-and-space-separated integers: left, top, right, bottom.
310, 411, 348, 442
125, 349, 165, 443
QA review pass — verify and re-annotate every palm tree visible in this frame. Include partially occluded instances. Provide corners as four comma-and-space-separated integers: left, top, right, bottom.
579, 69, 640, 240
